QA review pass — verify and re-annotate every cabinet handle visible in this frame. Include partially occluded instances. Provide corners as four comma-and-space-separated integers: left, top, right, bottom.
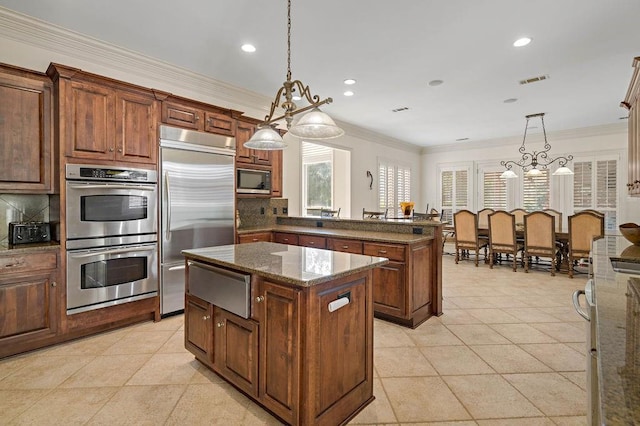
195, 114, 200, 121
255, 296, 264, 303
378, 250, 387, 254
216, 322, 224, 328
283, 238, 289, 242
202, 315, 210, 320
309, 241, 315, 245
51, 282, 57, 287
117, 148, 122, 153
342, 245, 349, 249
3, 259, 25, 268
252, 238, 259, 242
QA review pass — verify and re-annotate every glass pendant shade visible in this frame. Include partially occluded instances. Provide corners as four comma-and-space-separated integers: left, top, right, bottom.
288, 108, 345, 139
244, 126, 287, 150
500, 169, 518, 179
525, 168, 543, 177
552, 166, 574, 176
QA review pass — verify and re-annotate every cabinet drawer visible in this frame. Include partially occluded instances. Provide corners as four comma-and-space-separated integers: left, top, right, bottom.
363, 242, 406, 262
298, 235, 326, 249
0, 251, 57, 273
238, 232, 272, 244
327, 238, 363, 254
273, 233, 299, 245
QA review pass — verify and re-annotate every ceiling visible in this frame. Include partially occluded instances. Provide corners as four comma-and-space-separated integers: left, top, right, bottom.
1, 0, 639, 148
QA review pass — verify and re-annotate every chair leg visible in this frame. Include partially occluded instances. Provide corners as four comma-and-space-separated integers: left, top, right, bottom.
568, 255, 574, 278
474, 249, 479, 267
489, 251, 494, 269
524, 252, 529, 273
551, 256, 556, 277
512, 251, 517, 272
455, 248, 459, 264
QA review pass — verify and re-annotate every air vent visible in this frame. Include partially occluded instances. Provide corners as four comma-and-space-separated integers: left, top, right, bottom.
519, 74, 550, 85
392, 107, 409, 113
455, 138, 469, 142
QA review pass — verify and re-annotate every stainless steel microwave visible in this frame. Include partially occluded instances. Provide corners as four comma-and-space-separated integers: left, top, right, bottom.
237, 168, 271, 194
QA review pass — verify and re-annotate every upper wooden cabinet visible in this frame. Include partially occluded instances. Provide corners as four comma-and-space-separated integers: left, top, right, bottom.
271, 149, 283, 197
0, 64, 54, 193
161, 100, 236, 136
47, 63, 159, 166
236, 120, 272, 166
622, 56, 640, 196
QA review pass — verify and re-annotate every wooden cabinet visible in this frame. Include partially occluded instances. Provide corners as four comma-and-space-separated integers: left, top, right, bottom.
236, 121, 272, 166
0, 64, 54, 193
364, 242, 407, 317
47, 64, 159, 165
184, 294, 213, 365
238, 232, 272, 244
273, 232, 299, 245
622, 56, 640, 196
327, 238, 363, 254
271, 150, 283, 197
298, 234, 326, 249
161, 100, 236, 136
0, 250, 59, 358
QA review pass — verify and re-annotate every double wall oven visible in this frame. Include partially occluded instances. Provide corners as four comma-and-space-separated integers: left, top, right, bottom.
65, 164, 159, 315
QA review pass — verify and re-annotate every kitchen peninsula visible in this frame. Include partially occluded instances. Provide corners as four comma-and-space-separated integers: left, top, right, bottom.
237, 214, 444, 328
182, 242, 388, 426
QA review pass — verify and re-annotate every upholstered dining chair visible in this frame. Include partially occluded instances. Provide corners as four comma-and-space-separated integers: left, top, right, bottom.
542, 209, 563, 231
488, 210, 523, 272
477, 208, 494, 229
524, 211, 560, 276
453, 210, 487, 266
509, 208, 528, 226
362, 208, 387, 219
567, 211, 605, 278
320, 208, 341, 218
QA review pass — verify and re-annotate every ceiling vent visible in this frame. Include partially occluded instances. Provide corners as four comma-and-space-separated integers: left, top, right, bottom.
392, 107, 409, 113
519, 74, 550, 85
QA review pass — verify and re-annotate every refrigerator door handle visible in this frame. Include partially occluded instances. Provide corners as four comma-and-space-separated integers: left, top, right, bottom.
168, 265, 185, 271
165, 171, 172, 241
572, 289, 590, 321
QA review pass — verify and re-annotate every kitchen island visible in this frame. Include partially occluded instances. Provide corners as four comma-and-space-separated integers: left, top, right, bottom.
182, 242, 388, 426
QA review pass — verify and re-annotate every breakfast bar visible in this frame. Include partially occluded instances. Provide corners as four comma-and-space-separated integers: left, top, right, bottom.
182, 242, 388, 426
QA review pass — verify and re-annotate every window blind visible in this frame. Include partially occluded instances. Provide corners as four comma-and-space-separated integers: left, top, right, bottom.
379, 162, 411, 215
572, 158, 618, 231
482, 171, 507, 209
522, 171, 549, 211
573, 161, 593, 208
440, 169, 468, 223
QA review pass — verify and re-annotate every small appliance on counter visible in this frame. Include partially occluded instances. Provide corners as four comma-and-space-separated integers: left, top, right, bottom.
8, 222, 51, 245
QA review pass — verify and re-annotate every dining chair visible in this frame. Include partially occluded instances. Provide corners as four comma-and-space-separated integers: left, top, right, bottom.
488, 210, 523, 272
567, 211, 605, 278
453, 210, 487, 266
320, 208, 340, 218
524, 211, 560, 276
477, 208, 494, 229
363, 208, 387, 219
580, 209, 605, 217
542, 209, 563, 230
509, 208, 528, 226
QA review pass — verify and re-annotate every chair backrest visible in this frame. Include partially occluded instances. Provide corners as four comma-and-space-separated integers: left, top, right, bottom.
579, 209, 604, 217
477, 208, 495, 229
307, 208, 322, 216
453, 210, 478, 244
489, 211, 516, 246
524, 211, 556, 251
430, 208, 442, 222
321, 208, 340, 218
509, 208, 527, 225
542, 209, 562, 230
568, 211, 605, 253
363, 208, 387, 219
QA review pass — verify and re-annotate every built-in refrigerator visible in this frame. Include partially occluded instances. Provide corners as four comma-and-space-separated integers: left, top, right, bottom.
159, 125, 236, 315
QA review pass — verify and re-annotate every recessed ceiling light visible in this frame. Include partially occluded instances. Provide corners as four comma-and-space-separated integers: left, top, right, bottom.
344, 79, 356, 85
241, 44, 256, 53
428, 79, 444, 87
503, 98, 518, 103
513, 37, 532, 47
344, 90, 354, 97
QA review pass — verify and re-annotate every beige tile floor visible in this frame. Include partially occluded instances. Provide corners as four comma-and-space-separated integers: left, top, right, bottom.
0, 253, 588, 425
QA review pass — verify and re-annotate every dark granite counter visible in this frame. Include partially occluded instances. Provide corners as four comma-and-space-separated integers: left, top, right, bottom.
0, 241, 60, 253
591, 235, 640, 425
182, 242, 388, 287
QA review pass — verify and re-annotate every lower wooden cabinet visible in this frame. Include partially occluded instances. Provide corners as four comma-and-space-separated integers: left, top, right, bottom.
0, 250, 59, 358
298, 234, 326, 248
273, 232, 299, 245
184, 294, 213, 365
238, 232, 272, 244
371, 261, 406, 317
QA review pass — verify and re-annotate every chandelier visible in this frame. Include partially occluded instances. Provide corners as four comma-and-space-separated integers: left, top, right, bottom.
244, 0, 344, 150
500, 113, 573, 178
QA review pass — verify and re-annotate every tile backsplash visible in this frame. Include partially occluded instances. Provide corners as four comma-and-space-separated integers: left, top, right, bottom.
0, 194, 50, 243
237, 198, 288, 229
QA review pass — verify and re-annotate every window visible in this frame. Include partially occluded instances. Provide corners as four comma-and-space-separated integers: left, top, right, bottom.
439, 167, 469, 223
481, 170, 507, 210
378, 160, 411, 217
573, 158, 618, 231
302, 142, 333, 214
522, 171, 550, 211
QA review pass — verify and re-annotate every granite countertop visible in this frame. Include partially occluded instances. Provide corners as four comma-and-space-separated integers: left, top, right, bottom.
238, 225, 434, 244
182, 242, 388, 287
0, 241, 60, 254
591, 235, 640, 425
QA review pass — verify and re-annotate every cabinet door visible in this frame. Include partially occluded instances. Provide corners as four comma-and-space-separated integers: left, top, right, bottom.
298, 235, 326, 249
115, 90, 158, 165
67, 80, 115, 160
185, 295, 213, 365
327, 238, 363, 254
238, 232, 272, 244
0, 71, 53, 192
372, 261, 406, 317
273, 232, 299, 245
204, 111, 236, 136
214, 308, 259, 397
236, 121, 256, 163
254, 148, 272, 166
271, 149, 283, 197
411, 243, 432, 312
162, 101, 203, 131
258, 280, 300, 424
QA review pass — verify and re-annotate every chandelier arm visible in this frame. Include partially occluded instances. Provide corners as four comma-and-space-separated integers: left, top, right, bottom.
263, 97, 333, 126
262, 85, 289, 123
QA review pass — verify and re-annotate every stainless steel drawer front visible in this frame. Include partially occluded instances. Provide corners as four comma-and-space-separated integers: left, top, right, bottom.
188, 261, 250, 319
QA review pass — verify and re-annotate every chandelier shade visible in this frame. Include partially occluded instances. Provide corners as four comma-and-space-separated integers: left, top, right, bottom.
500, 113, 573, 179
243, 0, 343, 150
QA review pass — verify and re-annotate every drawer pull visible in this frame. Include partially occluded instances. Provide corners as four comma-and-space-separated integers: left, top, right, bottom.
342, 245, 349, 249
309, 241, 315, 245
51, 282, 57, 287
3, 259, 25, 268
283, 238, 289, 242
252, 238, 259, 242
202, 315, 211, 321
216, 322, 224, 328
378, 250, 387, 254
255, 296, 264, 303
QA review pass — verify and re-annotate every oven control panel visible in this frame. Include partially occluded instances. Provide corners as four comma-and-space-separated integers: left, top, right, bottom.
65, 164, 158, 183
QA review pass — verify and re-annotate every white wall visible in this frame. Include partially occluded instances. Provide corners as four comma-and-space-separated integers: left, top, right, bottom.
421, 125, 640, 225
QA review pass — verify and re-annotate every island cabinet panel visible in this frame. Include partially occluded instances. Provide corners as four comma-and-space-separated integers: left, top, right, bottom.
298, 235, 326, 249
326, 238, 363, 254
370, 261, 406, 317
411, 243, 432, 312
258, 280, 301, 425
185, 294, 213, 366
0, 65, 54, 193
0, 250, 59, 359
273, 232, 299, 245
214, 307, 259, 398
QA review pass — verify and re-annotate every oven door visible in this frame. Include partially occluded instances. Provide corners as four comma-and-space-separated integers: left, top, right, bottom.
66, 181, 157, 240
66, 243, 158, 314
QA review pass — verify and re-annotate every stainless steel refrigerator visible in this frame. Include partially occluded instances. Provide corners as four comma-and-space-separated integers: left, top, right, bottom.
159, 125, 236, 315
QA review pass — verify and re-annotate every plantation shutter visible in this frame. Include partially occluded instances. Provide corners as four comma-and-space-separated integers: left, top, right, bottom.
482, 171, 507, 209
378, 162, 411, 215
522, 171, 549, 210
440, 169, 468, 223
596, 159, 617, 231
573, 161, 593, 208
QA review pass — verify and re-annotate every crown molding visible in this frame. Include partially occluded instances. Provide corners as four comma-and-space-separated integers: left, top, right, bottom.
420, 121, 628, 155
